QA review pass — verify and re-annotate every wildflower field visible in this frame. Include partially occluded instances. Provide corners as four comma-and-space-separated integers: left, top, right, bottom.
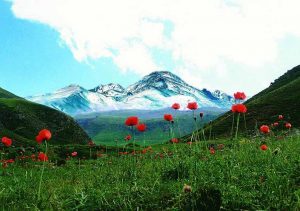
1, 134, 299, 210
2, 1, 300, 209
1, 90, 299, 210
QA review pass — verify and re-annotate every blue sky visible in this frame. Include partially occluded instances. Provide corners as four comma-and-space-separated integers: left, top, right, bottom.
0, 1, 140, 97
1, 0, 300, 97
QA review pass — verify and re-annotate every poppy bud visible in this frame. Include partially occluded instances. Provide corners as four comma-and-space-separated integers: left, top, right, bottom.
260, 144, 268, 151
285, 123, 292, 129
125, 135, 131, 141
183, 184, 192, 193
200, 112, 204, 118
71, 152, 78, 157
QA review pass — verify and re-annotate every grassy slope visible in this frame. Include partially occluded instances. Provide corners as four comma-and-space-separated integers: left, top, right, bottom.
0, 136, 299, 210
184, 65, 300, 139
0, 87, 20, 99
0, 87, 90, 145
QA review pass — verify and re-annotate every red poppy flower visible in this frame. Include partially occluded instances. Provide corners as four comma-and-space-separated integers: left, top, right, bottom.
210, 147, 215, 155
136, 123, 146, 132
187, 102, 198, 110
260, 144, 268, 151
125, 116, 139, 126
231, 104, 247, 113
36, 129, 52, 143
285, 122, 292, 129
125, 135, 131, 141
278, 115, 284, 120
71, 152, 78, 157
260, 125, 270, 134
187, 141, 192, 145
171, 138, 179, 143
234, 92, 246, 100
38, 152, 48, 162
36, 135, 43, 144
6, 159, 14, 163
1, 137, 12, 147
164, 114, 173, 121
172, 103, 180, 110
273, 122, 279, 127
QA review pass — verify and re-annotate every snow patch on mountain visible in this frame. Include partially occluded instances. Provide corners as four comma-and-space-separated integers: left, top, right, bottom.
27, 71, 234, 116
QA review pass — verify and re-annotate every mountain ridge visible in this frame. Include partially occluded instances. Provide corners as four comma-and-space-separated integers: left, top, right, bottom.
27, 71, 234, 116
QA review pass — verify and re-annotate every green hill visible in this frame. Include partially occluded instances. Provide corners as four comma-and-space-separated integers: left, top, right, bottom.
0, 87, 90, 146
76, 108, 225, 145
184, 65, 300, 139
0, 87, 20, 98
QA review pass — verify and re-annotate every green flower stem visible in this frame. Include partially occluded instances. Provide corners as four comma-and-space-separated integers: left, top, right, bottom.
37, 141, 48, 201
209, 123, 212, 141
169, 122, 172, 140
201, 119, 206, 142
175, 110, 182, 138
235, 113, 241, 140
131, 126, 135, 154
231, 113, 235, 138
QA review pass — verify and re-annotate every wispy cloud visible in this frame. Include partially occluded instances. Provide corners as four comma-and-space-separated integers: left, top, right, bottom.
11, 0, 300, 95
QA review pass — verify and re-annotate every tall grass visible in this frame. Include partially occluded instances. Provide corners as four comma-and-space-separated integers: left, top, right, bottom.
0, 135, 299, 210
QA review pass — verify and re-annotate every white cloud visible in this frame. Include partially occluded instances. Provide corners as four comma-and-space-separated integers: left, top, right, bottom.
113, 42, 160, 75
10, 0, 300, 95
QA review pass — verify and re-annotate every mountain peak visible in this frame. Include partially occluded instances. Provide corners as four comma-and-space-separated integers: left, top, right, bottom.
145, 71, 183, 81
126, 70, 189, 95
90, 83, 125, 97
27, 70, 234, 115
56, 84, 85, 94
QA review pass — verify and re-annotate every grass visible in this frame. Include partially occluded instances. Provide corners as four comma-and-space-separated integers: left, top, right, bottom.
0, 135, 299, 210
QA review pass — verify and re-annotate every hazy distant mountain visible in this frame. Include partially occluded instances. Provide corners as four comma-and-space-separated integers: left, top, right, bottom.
27, 71, 234, 116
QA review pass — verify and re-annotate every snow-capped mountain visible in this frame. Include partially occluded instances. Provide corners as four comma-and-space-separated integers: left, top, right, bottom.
27, 71, 234, 116
90, 83, 125, 97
